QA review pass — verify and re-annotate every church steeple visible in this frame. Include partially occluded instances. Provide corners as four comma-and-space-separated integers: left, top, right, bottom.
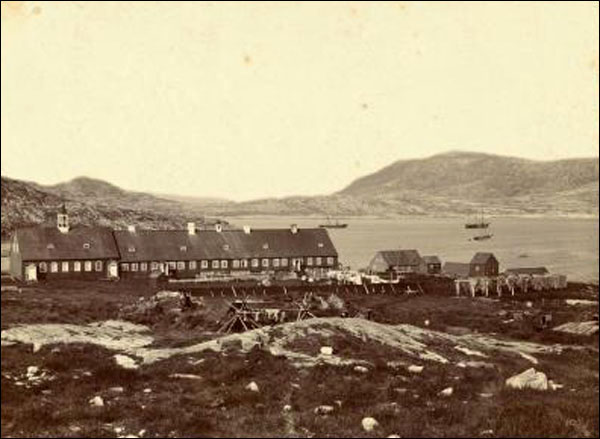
57, 204, 69, 233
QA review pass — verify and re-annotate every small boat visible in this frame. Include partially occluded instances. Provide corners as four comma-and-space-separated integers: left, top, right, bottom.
319, 216, 348, 229
472, 233, 493, 241
465, 209, 490, 229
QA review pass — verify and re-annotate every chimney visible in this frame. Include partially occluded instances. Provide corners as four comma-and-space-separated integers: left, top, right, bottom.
290, 224, 298, 234
57, 204, 69, 234
128, 225, 136, 233
215, 222, 223, 233
187, 222, 196, 235
243, 225, 252, 234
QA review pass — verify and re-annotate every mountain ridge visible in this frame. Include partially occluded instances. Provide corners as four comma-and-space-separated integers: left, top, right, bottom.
1, 151, 598, 235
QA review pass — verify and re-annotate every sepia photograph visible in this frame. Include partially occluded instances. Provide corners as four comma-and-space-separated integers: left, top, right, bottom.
1, 1, 599, 438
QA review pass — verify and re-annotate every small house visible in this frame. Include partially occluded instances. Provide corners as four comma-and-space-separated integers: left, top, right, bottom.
443, 262, 471, 279
422, 255, 442, 274
367, 249, 424, 276
469, 252, 499, 277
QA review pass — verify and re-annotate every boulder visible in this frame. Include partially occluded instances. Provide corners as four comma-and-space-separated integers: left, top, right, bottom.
282, 404, 292, 412
361, 417, 380, 432
505, 368, 548, 391
439, 387, 453, 397
89, 396, 105, 407
246, 381, 259, 392
26, 366, 39, 376
114, 354, 139, 370
320, 346, 333, 356
314, 405, 335, 415
408, 365, 424, 374
354, 365, 369, 374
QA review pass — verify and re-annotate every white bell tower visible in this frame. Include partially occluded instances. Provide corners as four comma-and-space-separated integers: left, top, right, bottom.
57, 204, 69, 234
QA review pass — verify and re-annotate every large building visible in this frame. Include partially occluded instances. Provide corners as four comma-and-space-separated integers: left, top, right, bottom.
9, 209, 338, 282
114, 222, 338, 279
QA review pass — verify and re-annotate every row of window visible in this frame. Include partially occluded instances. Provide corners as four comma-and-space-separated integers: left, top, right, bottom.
38, 260, 104, 273
121, 256, 336, 272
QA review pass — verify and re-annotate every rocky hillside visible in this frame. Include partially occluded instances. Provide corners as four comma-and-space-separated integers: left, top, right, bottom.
0, 177, 220, 237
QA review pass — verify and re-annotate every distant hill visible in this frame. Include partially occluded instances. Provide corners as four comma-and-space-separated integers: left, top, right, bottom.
199, 152, 599, 217
0, 177, 222, 237
340, 151, 599, 200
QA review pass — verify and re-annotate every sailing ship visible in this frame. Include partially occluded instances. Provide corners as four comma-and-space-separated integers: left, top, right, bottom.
319, 216, 348, 229
464, 209, 490, 229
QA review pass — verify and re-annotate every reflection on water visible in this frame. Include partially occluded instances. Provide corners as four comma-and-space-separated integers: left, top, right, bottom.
225, 216, 599, 283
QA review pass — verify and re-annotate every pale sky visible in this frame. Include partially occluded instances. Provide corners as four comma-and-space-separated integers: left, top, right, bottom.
1, 1, 598, 201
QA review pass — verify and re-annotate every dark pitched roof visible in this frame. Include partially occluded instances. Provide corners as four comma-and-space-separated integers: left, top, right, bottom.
377, 250, 422, 267
470, 252, 497, 265
443, 262, 471, 277
113, 227, 338, 262
422, 255, 441, 264
505, 267, 549, 275
16, 226, 119, 261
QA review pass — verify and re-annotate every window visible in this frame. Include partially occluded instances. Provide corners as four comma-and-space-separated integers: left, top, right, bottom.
232, 259, 240, 269
316, 257, 322, 266
262, 243, 269, 250
189, 260, 197, 270
62, 261, 69, 272
131, 263, 138, 272
177, 261, 186, 270
240, 259, 248, 268
140, 262, 148, 272
95, 261, 103, 272
212, 260, 219, 269
128, 246, 136, 253
223, 244, 230, 251
169, 262, 176, 269
307, 257, 314, 266
251, 259, 259, 268
262, 258, 269, 268
84, 261, 92, 272
201, 260, 209, 269
39, 262, 48, 273
220, 260, 228, 269
150, 262, 159, 271
122, 263, 130, 272
273, 258, 280, 268
180, 246, 187, 252
47, 243, 55, 250
327, 257, 335, 265
50, 262, 58, 273
318, 242, 324, 248
74, 261, 81, 272
281, 258, 289, 267
83, 243, 91, 250
475, 265, 480, 272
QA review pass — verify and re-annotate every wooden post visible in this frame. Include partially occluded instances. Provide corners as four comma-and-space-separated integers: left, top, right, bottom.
455, 280, 460, 296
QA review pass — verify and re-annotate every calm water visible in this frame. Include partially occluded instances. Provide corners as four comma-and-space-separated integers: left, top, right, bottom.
224, 216, 599, 283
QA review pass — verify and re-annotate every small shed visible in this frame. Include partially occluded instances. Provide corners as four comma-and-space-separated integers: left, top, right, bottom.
367, 249, 424, 275
469, 252, 499, 277
443, 262, 471, 279
422, 255, 442, 274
